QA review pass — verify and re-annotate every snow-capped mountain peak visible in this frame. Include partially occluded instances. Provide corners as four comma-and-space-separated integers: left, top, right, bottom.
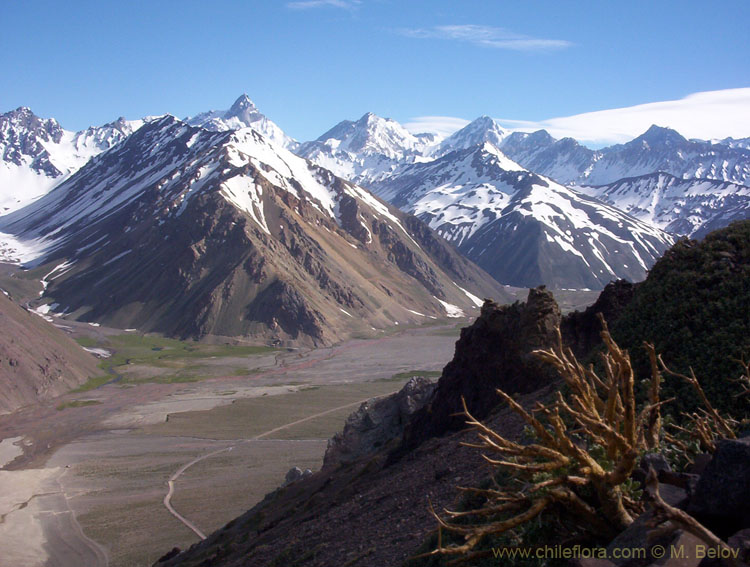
434, 115, 510, 157
627, 124, 688, 149
186, 94, 298, 150
313, 112, 430, 159
296, 112, 437, 188
1, 107, 65, 172
227, 93, 258, 115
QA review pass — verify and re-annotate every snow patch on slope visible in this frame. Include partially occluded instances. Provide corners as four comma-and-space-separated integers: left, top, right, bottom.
221, 176, 271, 235
435, 298, 465, 318
454, 283, 483, 307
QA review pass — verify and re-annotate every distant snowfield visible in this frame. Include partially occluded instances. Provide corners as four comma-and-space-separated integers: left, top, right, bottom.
455, 283, 483, 307
0, 164, 59, 215
82, 347, 111, 358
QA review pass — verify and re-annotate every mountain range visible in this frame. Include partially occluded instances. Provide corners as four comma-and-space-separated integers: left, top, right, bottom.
0, 114, 504, 344
500, 124, 750, 186
295, 111, 749, 271
1, 94, 749, 339
369, 142, 672, 288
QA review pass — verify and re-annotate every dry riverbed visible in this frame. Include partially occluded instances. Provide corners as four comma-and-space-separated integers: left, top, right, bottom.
0, 322, 462, 567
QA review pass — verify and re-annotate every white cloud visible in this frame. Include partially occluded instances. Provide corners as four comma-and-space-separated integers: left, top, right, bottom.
398, 24, 572, 52
286, 0, 360, 9
500, 88, 750, 145
403, 116, 470, 138
405, 88, 750, 146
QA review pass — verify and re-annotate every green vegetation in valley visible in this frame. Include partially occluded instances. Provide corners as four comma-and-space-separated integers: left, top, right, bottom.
383, 370, 442, 382
143, 381, 405, 441
56, 399, 102, 410
71, 374, 113, 392
427, 324, 466, 337
74, 333, 278, 387
74, 336, 100, 348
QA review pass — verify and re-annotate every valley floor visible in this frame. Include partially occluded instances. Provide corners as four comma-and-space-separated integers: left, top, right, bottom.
0, 323, 463, 567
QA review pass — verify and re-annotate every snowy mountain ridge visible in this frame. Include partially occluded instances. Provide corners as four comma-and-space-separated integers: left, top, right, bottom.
2, 95, 749, 294
0, 107, 144, 214
498, 125, 750, 186
580, 172, 750, 238
431, 115, 510, 157
0, 95, 298, 216
370, 141, 674, 288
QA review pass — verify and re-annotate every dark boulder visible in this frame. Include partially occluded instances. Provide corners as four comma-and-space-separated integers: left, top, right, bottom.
687, 437, 750, 538
282, 466, 313, 486
606, 510, 705, 567
727, 528, 750, 564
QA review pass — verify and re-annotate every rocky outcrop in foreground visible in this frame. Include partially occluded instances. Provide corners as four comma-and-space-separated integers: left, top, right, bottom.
402, 286, 561, 449
688, 437, 750, 539
561, 278, 636, 359
323, 376, 436, 469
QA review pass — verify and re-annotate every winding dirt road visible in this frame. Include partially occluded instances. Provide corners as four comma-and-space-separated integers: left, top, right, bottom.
163, 395, 391, 540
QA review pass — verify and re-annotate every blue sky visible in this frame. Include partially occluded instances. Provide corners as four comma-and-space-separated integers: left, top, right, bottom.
2, 0, 749, 144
